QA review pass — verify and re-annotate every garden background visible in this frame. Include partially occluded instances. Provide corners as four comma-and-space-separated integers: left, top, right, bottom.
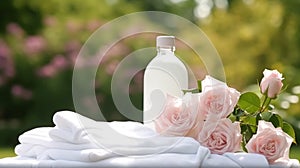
0, 0, 299, 159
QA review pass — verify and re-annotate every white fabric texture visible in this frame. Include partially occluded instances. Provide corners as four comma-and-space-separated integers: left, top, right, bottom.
2, 154, 299, 168
223, 153, 269, 167
0, 110, 298, 167
15, 111, 205, 162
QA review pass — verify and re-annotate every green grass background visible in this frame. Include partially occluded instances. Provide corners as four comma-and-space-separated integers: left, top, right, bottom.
0, 148, 15, 158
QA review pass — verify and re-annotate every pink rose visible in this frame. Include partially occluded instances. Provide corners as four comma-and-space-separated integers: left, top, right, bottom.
199, 76, 240, 119
197, 117, 242, 154
155, 93, 201, 137
246, 120, 293, 164
260, 69, 284, 98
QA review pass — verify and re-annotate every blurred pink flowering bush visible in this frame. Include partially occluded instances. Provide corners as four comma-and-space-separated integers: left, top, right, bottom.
0, 16, 140, 134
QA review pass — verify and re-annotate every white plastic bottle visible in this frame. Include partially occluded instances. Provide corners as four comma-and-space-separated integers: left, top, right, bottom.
143, 36, 188, 128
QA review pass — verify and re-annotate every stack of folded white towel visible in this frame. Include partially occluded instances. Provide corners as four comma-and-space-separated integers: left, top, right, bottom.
15, 111, 204, 163
0, 111, 299, 168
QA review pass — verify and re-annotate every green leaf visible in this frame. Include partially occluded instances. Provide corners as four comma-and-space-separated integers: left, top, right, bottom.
242, 115, 256, 125
238, 92, 261, 114
242, 133, 248, 152
241, 124, 247, 133
228, 114, 236, 122
241, 115, 257, 134
260, 112, 273, 121
269, 114, 283, 128
245, 125, 254, 142
233, 108, 245, 117
256, 113, 261, 125
282, 122, 297, 144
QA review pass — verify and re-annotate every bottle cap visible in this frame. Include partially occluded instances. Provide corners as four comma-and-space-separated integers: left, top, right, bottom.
156, 36, 175, 47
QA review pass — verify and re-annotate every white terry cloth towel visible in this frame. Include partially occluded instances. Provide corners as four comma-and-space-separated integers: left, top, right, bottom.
223, 152, 269, 167
201, 154, 241, 168
47, 111, 202, 155
0, 146, 210, 168
270, 159, 300, 168
222, 153, 300, 168
15, 127, 111, 162
15, 144, 115, 162
17, 127, 98, 149
15, 111, 204, 162
15, 137, 201, 162
49, 111, 157, 144
1, 151, 299, 167
3, 151, 299, 168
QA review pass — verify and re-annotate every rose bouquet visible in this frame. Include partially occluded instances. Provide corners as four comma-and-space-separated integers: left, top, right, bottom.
154, 69, 296, 165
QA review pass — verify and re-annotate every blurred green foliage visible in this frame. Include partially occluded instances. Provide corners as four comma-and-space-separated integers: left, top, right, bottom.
0, 0, 299, 157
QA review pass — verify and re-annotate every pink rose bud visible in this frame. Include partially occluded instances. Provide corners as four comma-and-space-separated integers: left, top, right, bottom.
260, 69, 284, 98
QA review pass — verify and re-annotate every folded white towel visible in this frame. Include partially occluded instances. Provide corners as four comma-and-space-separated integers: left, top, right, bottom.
49, 121, 156, 144
223, 152, 269, 167
49, 126, 88, 144
38, 148, 115, 162
48, 111, 202, 156
15, 144, 115, 162
18, 127, 98, 149
9, 110, 298, 167
0, 146, 210, 168
271, 159, 300, 168
16, 136, 201, 161
18, 127, 52, 144
5, 149, 295, 168
15, 144, 45, 158
201, 154, 241, 168
16, 111, 203, 161
49, 111, 157, 144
